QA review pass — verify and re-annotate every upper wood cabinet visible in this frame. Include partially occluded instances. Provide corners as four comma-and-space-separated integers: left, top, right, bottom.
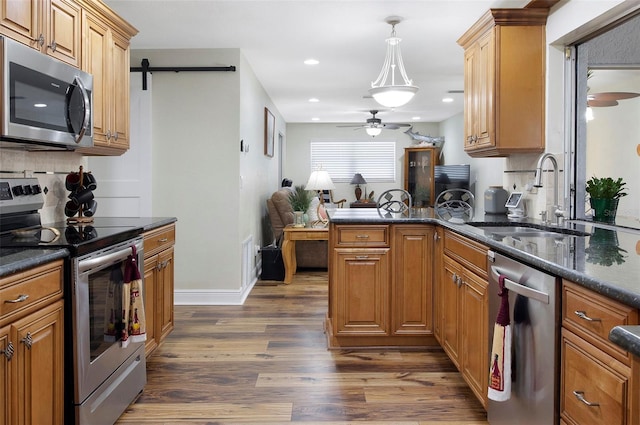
0, 0, 81, 66
79, 3, 136, 155
457, 8, 547, 157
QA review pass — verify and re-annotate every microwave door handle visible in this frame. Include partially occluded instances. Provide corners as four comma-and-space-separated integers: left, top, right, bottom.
72, 76, 91, 143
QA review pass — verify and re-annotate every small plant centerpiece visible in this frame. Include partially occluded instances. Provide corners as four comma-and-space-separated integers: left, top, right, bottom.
288, 185, 313, 227
586, 176, 627, 223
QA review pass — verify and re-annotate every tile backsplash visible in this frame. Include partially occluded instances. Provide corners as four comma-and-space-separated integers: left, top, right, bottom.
0, 149, 86, 223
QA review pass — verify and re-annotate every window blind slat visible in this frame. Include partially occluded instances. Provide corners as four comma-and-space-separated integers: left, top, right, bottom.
310, 139, 396, 183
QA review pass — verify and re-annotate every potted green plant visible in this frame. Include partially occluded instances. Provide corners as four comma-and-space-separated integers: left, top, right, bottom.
585, 176, 627, 223
288, 185, 313, 227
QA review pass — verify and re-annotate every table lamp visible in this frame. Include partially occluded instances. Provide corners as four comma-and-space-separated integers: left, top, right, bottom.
350, 173, 367, 201
305, 170, 335, 204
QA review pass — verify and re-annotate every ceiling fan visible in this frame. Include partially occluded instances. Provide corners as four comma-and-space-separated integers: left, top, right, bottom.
587, 92, 640, 107
337, 110, 410, 136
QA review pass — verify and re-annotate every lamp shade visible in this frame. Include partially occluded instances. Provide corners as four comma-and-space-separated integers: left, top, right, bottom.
305, 170, 335, 191
350, 173, 367, 185
369, 85, 418, 108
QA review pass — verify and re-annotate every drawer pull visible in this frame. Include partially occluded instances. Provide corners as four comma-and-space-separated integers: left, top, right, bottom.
355, 255, 369, 260
21, 333, 33, 350
158, 238, 168, 243
5, 294, 29, 304
573, 390, 600, 407
1, 341, 14, 360
355, 235, 370, 239
574, 310, 602, 322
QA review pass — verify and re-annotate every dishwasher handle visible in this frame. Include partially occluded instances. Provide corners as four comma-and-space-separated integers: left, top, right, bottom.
490, 266, 550, 305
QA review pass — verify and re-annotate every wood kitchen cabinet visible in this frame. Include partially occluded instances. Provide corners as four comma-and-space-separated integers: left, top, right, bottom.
143, 223, 176, 357
0, 0, 81, 66
327, 224, 437, 348
0, 260, 64, 425
79, 5, 135, 155
437, 230, 489, 408
330, 225, 390, 340
560, 280, 640, 425
457, 8, 547, 157
392, 225, 434, 336
403, 147, 437, 207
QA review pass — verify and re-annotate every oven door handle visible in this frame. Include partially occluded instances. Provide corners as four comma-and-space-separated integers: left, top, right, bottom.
490, 266, 550, 305
78, 243, 140, 274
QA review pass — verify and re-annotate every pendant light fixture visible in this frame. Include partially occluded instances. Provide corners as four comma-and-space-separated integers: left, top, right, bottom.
369, 16, 418, 108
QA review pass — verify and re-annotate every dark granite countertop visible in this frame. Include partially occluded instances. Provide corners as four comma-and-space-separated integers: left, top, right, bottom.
0, 217, 177, 278
0, 248, 69, 276
330, 208, 640, 356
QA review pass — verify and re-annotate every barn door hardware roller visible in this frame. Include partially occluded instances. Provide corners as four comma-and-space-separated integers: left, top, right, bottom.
131, 58, 237, 90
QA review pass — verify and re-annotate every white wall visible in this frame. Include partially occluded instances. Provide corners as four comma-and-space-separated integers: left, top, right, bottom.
127, 48, 283, 303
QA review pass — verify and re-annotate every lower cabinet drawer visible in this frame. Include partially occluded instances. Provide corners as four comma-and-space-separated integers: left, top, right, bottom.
561, 329, 629, 425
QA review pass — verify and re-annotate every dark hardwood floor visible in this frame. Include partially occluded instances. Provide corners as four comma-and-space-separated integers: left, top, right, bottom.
116, 271, 488, 424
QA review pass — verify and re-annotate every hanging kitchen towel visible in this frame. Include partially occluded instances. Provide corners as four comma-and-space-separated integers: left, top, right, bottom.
124, 245, 147, 345
488, 274, 512, 401
104, 266, 123, 342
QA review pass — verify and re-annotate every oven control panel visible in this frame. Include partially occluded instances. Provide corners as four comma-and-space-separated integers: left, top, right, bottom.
0, 178, 45, 215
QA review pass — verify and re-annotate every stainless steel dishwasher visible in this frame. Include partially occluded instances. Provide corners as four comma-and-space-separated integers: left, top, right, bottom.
487, 250, 560, 425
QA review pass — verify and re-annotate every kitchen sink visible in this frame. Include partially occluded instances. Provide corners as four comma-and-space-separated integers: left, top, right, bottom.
468, 223, 591, 238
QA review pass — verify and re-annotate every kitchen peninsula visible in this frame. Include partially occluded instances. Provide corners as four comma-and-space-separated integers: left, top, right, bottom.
327, 208, 640, 421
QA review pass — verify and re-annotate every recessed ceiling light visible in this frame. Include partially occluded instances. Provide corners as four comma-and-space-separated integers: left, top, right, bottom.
412, 116, 421, 120
442, 97, 454, 103
34, 103, 47, 108
308, 98, 319, 103
304, 59, 319, 65
311, 117, 320, 121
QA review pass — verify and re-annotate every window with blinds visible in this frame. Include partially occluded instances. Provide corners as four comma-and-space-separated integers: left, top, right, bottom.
309, 139, 396, 183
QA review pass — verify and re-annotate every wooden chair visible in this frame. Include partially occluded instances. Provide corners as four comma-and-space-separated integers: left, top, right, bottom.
321, 190, 346, 208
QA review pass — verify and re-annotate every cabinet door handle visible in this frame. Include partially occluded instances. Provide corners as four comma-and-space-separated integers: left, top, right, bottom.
5, 294, 29, 304
574, 310, 601, 322
32, 34, 44, 47
1, 341, 14, 360
573, 390, 600, 407
21, 332, 33, 350
355, 255, 369, 260
48, 40, 57, 52
433, 232, 440, 242
158, 238, 168, 243
355, 235, 370, 239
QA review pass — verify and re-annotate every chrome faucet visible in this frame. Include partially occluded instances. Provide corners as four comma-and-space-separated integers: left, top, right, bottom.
533, 153, 564, 225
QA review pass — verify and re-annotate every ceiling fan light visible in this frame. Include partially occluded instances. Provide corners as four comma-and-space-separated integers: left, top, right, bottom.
366, 126, 382, 137
369, 85, 418, 108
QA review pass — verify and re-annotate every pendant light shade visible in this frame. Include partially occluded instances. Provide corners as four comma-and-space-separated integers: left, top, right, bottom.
369, 17, 418, 108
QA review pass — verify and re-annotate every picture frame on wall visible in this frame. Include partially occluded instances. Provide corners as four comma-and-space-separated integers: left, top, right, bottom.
264, 107, 275, 157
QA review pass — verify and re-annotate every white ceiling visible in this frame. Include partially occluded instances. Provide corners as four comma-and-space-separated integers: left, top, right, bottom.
105, 0, 530, 126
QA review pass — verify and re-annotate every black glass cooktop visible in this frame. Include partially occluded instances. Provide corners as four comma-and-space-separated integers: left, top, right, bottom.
0, 218, 143, 256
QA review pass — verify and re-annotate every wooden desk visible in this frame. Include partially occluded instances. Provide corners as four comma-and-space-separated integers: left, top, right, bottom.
282, 225, 329, 284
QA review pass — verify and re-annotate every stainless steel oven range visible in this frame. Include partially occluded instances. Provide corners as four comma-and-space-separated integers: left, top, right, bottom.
0, 178, 146, 425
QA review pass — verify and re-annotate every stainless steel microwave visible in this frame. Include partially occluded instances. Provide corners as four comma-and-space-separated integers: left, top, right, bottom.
0, 36, 93, 151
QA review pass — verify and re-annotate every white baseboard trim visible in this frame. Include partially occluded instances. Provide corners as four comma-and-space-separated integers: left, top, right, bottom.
174, 274, 258, 305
